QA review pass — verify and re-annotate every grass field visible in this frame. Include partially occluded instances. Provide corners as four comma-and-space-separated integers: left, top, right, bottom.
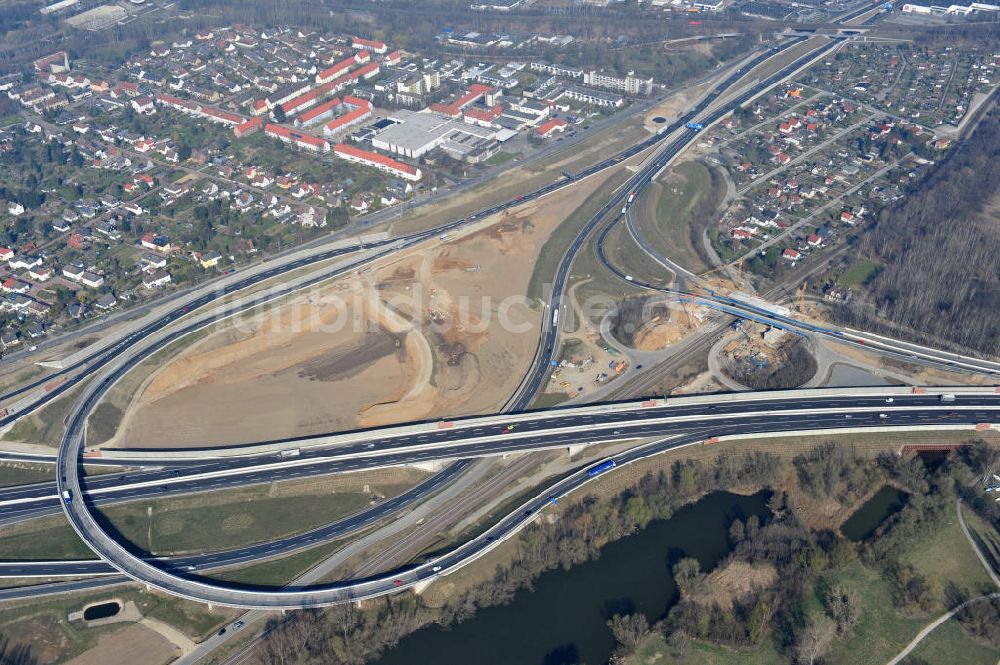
0, 463, 54, 487
908, 616, 999, 665
526, 169, 632, 303
601, 221, 676, 288
634, 160, 720, 275
1, 381, 88, 447
484, 151, 516, 166
0, 476, 419, 559
1, 587, 237, 663
210, 538, 347, 587
839, 260, 882, 287
902, 500, 996, 598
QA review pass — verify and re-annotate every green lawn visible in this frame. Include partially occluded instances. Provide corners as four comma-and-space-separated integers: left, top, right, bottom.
530, 392, 572, 409
0, 463, 54, 487
526, 169, 631, 303
839, 260, 882, 287
634, 160, 719, 275
484, 151, 517, 166
210, 539, 346, 587
1, 382, 89, 447
602, 221, 676, 288
0, 483, 402, 559
907, 615, 1000, 665
1, 586, 237, 662
822, 561, 932, 664
903, 501, 997, 599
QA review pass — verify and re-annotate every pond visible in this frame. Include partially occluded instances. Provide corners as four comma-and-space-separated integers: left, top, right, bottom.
373, 490, 770, 665
83, 601, 121, 621
841, 485, 908, 542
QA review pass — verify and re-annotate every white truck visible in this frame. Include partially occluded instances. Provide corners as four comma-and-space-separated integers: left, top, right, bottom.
278, 448, 301, 458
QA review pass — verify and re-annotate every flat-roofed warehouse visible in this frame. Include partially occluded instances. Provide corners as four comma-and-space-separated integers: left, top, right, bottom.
371, 109, 508, 159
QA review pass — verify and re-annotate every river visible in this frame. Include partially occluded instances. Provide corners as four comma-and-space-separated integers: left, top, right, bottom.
373, 490, 770, 665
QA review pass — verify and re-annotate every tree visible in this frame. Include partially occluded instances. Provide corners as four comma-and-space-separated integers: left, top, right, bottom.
672, 557, 705, 597
607, 613, 649, 653
794, 615, 836, 665
823, 584, 860, 634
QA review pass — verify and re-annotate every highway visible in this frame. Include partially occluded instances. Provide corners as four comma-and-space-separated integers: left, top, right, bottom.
3, 7, 992, 611
0, 35, 813, 432
39, 387, 1000, 607
595, 214, 1000, 377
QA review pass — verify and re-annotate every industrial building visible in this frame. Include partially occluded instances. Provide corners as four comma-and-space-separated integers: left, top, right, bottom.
371, 109, 512, 160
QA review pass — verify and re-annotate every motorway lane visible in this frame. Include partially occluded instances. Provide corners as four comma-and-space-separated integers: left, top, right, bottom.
47, 392, 1000, 607
6, 392, 997, 522
0, 460, 474, 580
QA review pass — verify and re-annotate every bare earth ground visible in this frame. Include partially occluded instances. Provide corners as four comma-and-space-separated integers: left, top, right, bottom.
691, 560, 778, 610
64, 623, 176, 665
112, 169, 620, 449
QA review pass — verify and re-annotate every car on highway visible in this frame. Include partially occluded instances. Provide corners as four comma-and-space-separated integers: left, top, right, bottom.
233, 621, 244, 630
392, 579, 403, 586
432, 566, 442, 572
218, 628, 226, 636
365, 443, 375, 449
885, 398, 894, 403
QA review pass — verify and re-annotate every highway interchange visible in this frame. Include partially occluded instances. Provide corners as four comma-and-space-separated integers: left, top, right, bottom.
0, 3, 997, 613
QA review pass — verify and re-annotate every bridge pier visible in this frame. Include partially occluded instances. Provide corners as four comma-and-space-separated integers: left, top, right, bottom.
412, 579, 432, 595
566, 444, 586, 457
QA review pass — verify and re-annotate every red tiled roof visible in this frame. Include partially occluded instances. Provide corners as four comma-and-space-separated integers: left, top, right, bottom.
201, 106, 245, 124
234, 116, 264, 136
323, 97, 371, 135
297, 97, 341, 124
281, 88, 319, 115
265, 123, 328, 149
431, 84, 493, 118
464, 104, 503, 123
333, 143, 418, 177
351, 36, 387, 53
317, 55, 357, 84
535, 118, 568, 135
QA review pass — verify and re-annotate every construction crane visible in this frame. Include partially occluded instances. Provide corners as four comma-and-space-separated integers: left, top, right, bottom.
698, 258, 744, 293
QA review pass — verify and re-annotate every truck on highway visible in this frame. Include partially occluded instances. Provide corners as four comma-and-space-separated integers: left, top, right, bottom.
686, 122, 704, 130
278, 448, 301, 458
552, 310, 559, 326
587, 459, 617, 477
939, 394, 956, 403
61, 490, 72, 504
